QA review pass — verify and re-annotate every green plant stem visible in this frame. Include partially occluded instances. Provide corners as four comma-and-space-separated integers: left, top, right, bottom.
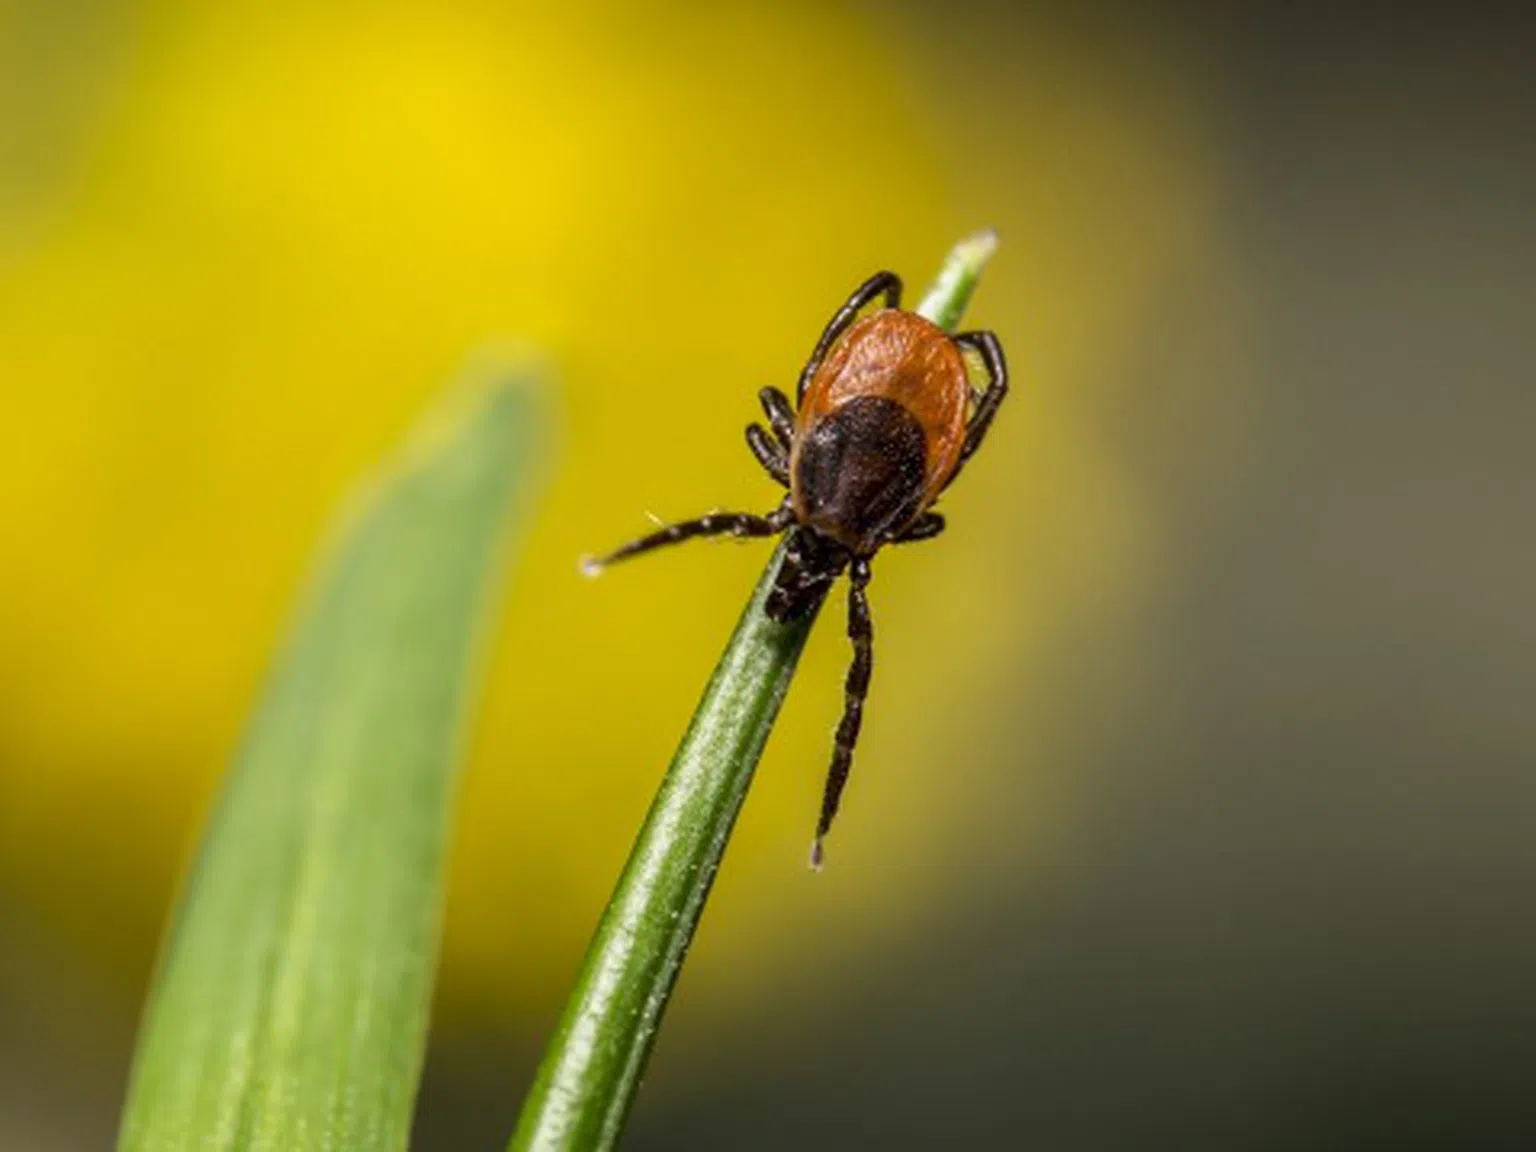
510, 541, 815, 1151
916, 228, 997, 331
509, 232, 999, 1152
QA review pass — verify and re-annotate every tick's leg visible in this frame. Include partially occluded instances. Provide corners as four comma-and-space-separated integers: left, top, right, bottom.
759, 386, 796, 450
745, 423, 789, 487
891, 512, 945, 545
950, 330, 1009, 481
797, 271, 903, 405
811, 558, 874, 869
582, 503, 793, 575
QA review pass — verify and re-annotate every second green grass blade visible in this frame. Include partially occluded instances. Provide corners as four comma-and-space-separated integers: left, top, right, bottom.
118, 370, 542, 1152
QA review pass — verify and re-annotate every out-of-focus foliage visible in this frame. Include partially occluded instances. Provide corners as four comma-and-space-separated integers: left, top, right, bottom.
0, 0, 1220, 1032
120, 375, 540, 1152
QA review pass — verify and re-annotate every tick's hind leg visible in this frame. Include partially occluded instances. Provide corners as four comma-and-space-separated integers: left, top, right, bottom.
811, 557, 874, 869
745, 423, 789, 487
891, 512, 944, 545
797, 272, 903, 404
583, 503, 793, 575
951, 330, 1009, 475
759, 386, 796, 450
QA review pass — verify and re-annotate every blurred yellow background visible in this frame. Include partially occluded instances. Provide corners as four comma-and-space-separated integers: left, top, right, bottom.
6, 2, 1533, 1150
0, 0, 1211, 1008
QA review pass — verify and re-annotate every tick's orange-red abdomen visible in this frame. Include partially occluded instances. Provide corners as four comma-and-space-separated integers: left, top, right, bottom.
793, 309, 971, 512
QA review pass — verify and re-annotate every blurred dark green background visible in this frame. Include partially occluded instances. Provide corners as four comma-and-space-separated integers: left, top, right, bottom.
2, 3, 1533, 1149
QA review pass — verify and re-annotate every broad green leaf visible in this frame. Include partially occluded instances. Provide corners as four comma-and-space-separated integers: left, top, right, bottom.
119, 369, 543, 1151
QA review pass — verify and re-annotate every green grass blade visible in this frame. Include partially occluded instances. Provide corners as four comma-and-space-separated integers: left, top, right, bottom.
915, 228, 998, 331
509, 234, 999, 1152
510, 541, 817, 1152
118, 368, 544, 1152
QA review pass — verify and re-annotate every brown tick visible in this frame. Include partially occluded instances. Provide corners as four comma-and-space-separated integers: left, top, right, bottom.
584, 271, 1008, 866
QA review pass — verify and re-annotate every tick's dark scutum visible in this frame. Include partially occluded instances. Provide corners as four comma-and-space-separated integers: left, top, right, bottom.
793, 395, 928, 556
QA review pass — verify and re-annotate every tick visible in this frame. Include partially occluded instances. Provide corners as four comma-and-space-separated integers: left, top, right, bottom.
584, 270, 1008, 866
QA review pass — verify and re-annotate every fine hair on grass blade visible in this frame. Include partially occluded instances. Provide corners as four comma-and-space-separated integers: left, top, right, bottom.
510, 233, 1000, 1152
118, 365, 543, 1152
